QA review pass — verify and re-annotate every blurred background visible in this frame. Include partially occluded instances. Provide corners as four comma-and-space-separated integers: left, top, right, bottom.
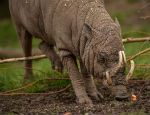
0, 0, 150, 92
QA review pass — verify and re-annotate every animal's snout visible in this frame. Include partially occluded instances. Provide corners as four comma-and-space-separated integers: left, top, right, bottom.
111, 85, 129, 101
115, 90, 129, 101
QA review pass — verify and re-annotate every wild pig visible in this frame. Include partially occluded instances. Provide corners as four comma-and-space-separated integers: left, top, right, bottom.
9, 0, 134, 104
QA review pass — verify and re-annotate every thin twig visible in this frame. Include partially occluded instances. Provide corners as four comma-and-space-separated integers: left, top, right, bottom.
138, 3, 150, 11
135, 64, 150, 66
0, 78, 70, 94
0, 38, 149, 64
127, 48, 150, 62
133, 71, 150, 78
140, 16, 150, 20
138, 39, 150, 53
127, 53, 150, 59
0, 55, 46, 64
0, 84, 71, 96
123, 37, 150, 43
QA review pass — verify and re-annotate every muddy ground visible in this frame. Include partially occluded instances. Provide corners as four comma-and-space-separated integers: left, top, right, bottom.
0, 81, 150, 115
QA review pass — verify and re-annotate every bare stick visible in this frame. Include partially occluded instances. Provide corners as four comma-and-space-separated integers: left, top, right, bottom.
135, 64, 150, 66
127, 53, 150, 58
0, 38, 150, 64
123, 37, 150, 43
127, 48, 150, 62
0, 55, 46, 64
126, 64, 150, 68
140, 16, 150, 20
133, 70, 150, 78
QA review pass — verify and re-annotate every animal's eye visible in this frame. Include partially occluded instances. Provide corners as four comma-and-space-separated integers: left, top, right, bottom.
114, 57, 119, 62
111, 55, 119, 62
97, 54, 106, 63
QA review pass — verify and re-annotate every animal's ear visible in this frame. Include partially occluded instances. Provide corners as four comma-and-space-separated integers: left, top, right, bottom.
115, 17, 120, 28
100, 0, 104, 5
115, 17, 122, 34
97, 53, 106, 64
84, 23, 99, 34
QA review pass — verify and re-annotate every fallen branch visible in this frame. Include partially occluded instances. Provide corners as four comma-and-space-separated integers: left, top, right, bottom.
0, 38, 149, 64
0, 77, 71, 96
122, 37, 150, 43
133, 70, 150, 78
126, 64, 150, 68
127, 48, 150, 62
127, 53, 150, 59
135, 64, 150, 66
0, 55, 46, 64
140, 16, 150, 20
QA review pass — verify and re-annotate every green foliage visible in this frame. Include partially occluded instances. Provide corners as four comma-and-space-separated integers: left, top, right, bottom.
0, 19, 18, 48
0, 59, 70, 92
0, 19, 41, 49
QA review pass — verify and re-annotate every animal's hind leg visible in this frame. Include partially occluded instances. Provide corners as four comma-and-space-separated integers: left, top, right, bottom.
15, 25, 34, 82
39, 41, 63, 73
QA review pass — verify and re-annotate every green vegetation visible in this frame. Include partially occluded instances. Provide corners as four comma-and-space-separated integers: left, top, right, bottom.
0, 19, 41, 49
0, 58, 70, 92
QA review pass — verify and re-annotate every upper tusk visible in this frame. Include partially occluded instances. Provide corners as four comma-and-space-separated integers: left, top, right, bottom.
106, 71, 112, 85
121, 51, 127, 63
118, 51, 123, 67
126, 60, 135, 82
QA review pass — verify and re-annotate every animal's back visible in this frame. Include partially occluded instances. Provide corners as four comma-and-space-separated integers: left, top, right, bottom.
9, 0, 59, 43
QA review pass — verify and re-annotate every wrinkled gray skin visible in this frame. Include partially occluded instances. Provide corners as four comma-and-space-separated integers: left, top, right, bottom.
9, 0, 128, 104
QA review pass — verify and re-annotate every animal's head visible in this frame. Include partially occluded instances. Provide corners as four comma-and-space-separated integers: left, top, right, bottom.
81, 19, 135, 100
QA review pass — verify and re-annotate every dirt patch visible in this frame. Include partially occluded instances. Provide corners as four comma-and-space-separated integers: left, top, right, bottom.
0, 81, 150, 114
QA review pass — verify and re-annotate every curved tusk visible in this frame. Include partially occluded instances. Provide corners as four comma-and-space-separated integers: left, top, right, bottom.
126, 60, 135, 82
118, 51, 123, 67
121, 51, 127, 63
106, 71, 112, 85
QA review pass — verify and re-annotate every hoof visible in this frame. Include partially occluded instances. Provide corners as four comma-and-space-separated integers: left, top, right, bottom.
89, 91, 104, 101
77, 96, 93, 105
115, 92, 129, 101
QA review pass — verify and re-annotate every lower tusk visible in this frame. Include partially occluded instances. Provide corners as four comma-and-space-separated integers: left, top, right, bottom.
106, 71, 112, 85
126, 60, 135, 82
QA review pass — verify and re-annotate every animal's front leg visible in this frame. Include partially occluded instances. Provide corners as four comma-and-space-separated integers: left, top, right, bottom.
80, 62, 104, 101
39, 41, 63, 73
62, 56, 92, 104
